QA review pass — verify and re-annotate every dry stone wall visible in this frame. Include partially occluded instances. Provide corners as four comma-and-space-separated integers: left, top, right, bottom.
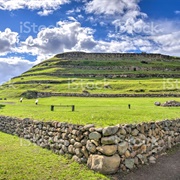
13, 73, 180, 79
37, 92, 180, 98
55, 52, 171, 60
0, 116, 179, 175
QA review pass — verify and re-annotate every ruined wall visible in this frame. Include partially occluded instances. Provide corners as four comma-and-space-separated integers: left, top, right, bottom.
55, 52, 170, 60
0, 116, 179, 174
13, 73, 180, 80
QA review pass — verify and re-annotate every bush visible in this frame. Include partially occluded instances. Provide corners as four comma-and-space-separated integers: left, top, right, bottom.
21, 90, 38, 99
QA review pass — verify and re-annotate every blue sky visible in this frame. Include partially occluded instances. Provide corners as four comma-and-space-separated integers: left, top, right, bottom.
0, 0, 180, 84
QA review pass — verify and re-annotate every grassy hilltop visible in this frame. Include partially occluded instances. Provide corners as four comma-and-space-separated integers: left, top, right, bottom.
0, 52, 180, 98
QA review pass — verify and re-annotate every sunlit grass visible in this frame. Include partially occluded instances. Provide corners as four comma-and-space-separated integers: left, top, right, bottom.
0, 132, 108, 180
1, 77, 179, 98
0, 97, 179, 127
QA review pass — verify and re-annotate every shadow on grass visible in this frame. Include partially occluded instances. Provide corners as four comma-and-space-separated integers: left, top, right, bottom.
0, 104, 5, 109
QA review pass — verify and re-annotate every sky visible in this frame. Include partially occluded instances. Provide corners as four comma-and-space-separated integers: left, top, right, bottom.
0, 0, 180, 84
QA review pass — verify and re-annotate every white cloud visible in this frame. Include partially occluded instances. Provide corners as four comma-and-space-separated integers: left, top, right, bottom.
68, 16, 77, 22
150, 31, 180, 56
16, 19, 180, 57
0, 57, 34, 84
0, 0, 69, 15
85, 0, 140, 15
21, 21, 97, 55
0, 28, 19, 55
67, 7, 81, 14
37, 9, 54, 16
85, 0, 148, 36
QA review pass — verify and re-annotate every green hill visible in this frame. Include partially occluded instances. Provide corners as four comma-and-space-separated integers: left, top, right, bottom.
0, 52, 180, 98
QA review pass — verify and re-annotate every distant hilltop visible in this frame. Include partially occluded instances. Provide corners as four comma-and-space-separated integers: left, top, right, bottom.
55, 51, 174, 60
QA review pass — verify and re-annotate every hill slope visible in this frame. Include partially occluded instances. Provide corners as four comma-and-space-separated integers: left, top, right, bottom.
0, 52, 180, 98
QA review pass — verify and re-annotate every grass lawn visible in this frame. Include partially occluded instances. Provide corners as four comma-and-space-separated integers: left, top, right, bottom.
0, 97, 180, 127
0, 132, 108, 180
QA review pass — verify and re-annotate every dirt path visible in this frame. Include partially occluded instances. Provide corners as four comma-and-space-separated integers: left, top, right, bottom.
112, 145, 180, 180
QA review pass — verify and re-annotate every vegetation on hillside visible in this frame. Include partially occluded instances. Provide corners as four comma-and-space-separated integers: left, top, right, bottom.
0, 53, 179, 98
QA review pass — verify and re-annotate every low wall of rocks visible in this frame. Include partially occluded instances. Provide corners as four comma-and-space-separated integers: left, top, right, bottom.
0, 116, 179, 175
55, 52, 171, 60
13, 73, 180, 79
37, 92, 180, 98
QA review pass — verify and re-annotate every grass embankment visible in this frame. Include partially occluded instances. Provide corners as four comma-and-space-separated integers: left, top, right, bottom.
0, 132, 108, 180
1, 77, 179, 98
0, 97, 179, 127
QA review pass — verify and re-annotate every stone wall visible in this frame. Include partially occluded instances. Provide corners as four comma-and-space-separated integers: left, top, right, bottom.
37, 92, 180, 98
0, 116, 179, 175
55, 52, 171, 60
12, 73, 180, 79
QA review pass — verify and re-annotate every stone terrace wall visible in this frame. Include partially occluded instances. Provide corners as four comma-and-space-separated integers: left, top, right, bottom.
0, 116, 179, 174
55, 52, 171, 60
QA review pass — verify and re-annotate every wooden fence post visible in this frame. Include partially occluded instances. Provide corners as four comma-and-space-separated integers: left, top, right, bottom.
72, 105, 75, 112
51, 105, 54, 111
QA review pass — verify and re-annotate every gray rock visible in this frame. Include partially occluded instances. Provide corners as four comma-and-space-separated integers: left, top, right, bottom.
84, 124, 95, 131
95, 128, 103, 133
89, 132, 101, 141
62, 145, 68, 152
138, 133, 146, 140
72, 155, 81, 163
101, 135, 120, 145
70, 139, 75, 145
118, 142, 128, 155
96, 145, 117, 156
72, 129, 77, 135
75, 148, 83, 158
117, 128, 126, 135
87, 154, 121, 174
137, 154, 147, 164
149, 156, 156, 164
64, 140, 70, 147
132, 129, 139, 136
125, 158, 135, 170
168, 136, 172, 148
102, 126, 119, 136
154, 102, 161, 106
91, 140, 99, 146
81, 146, 89, 159
74, 142, 82, 148
68, 145, 74, 154
86, 140, 96, 153
81, 139, 87, 146
59, 149, 64, 155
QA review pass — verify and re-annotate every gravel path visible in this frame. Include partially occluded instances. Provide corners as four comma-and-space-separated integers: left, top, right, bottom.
112, 145, 180, 180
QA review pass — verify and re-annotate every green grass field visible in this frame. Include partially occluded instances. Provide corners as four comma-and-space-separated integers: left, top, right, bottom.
0, 132, 108, 180
1, 77, 180, 98
0, 97, 180, 127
